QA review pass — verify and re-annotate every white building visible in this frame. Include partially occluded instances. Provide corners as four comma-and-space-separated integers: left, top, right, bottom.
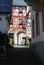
26, 6, 32, 38
25, 0, 44, 64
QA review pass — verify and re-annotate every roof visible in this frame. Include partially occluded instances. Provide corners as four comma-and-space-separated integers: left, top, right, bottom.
13, 0, 27, 6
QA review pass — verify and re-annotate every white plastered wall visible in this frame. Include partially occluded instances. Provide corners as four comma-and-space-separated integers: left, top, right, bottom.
31, 10, 43, 43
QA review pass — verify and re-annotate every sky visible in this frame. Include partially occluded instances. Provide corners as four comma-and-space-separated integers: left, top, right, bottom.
13, 0, 27, 6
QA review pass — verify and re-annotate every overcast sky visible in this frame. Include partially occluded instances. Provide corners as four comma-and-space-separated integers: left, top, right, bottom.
13, 0, 27, 6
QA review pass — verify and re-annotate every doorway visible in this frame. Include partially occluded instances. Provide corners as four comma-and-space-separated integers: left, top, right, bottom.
17, 32, 26, 45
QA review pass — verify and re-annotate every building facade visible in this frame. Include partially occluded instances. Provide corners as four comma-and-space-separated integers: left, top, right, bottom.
25, 0, 44, 64
26, 6, 32, 38
9, 5, 27, 45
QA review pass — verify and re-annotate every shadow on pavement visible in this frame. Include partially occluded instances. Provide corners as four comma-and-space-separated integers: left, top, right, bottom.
6, 44, 44, 65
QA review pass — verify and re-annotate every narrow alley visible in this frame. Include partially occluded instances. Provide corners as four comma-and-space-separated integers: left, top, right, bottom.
6, 45, 43, 65
0, 0, 44, 65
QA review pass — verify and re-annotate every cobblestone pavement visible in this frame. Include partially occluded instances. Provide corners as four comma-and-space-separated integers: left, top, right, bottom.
6, 45, 44, 65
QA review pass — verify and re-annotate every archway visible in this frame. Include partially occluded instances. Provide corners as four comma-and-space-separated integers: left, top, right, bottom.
17, 31, 26, 45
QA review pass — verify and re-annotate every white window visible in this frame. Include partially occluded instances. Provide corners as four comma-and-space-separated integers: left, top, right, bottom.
19, 19, 23, 25
19, 7, 23, 13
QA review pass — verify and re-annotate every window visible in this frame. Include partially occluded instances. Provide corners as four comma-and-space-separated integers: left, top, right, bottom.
16, 7, 19, 12
19, 19, 23, 25
27, 22, 31, 27
19, 7, 22, 13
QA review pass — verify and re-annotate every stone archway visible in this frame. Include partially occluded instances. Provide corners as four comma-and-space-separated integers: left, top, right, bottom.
17, 31, 26, 45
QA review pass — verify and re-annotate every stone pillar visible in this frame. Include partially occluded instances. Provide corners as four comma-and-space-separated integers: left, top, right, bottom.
14, 30, 17, 45
34, 13, 36, 37
31, 10, 36, 38
39, 12, 42, 33
42, 1, 44, 32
